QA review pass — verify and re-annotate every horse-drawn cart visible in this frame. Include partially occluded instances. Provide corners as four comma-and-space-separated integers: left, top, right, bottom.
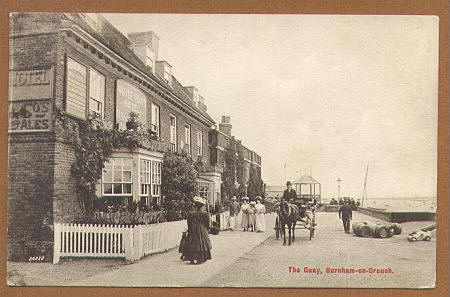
274, 201, 316, 243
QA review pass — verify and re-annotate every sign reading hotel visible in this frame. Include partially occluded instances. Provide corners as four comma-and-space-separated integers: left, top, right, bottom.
116, 79, 147, 129
8, 69, 53, 133
9, 69, 53, 101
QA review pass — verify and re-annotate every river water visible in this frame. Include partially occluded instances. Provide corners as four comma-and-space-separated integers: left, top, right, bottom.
360, 197, 437, 212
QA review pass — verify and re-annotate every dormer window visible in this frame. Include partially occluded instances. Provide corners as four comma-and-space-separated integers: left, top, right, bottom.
163, 68, 171, 84
184, 86, 199, 105
155, 61, 172, 87
146, 54, 154, 72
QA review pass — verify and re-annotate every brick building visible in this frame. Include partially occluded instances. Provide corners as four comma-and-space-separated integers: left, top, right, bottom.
209, 116, 263, 199
8, 13, 222, 260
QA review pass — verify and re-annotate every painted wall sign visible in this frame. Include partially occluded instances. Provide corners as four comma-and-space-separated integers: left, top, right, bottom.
116, 79, 147, 129
9, 99, 52, 133
9, 68, 53, 101
66, 58, 87, 119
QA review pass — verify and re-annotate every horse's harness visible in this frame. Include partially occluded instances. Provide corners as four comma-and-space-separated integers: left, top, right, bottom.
279, 200, 314, 221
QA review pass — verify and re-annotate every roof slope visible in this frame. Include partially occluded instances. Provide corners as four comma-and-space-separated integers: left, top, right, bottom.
293, 175, 320, 184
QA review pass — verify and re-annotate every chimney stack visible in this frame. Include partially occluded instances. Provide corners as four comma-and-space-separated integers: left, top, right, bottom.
127, 31, 159, 73
219, 116, 232, 137
198, 95, 207, 112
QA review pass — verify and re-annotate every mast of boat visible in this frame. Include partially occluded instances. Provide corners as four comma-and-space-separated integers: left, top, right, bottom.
361, 162, 369, 206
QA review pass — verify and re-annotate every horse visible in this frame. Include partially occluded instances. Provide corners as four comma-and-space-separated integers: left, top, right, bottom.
279, 201, 299, 245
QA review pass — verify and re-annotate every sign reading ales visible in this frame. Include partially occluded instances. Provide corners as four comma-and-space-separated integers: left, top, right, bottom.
116, 79, 147, 129
8, 68, 53, 133
9, 100, 52, 132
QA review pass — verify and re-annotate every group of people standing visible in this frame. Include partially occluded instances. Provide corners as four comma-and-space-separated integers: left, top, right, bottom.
181, 195, 267, 265
330, 197, 360, 208
237, 196, 266, 232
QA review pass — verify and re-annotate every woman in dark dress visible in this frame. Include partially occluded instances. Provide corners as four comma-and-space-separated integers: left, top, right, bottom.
184, 196, 212, 264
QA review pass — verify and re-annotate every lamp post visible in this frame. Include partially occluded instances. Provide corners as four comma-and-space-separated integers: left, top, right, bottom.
337, 178, 342, 201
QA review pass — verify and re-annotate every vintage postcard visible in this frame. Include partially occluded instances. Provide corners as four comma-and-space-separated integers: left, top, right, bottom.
7, 12, 439, 289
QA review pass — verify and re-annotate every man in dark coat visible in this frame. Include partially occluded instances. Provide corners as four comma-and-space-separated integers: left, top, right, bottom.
282, 181, 297, 202
339, 200, 353, 233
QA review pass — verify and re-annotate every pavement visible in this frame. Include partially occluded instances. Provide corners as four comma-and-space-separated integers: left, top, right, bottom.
70, 213, 277, 287
7, 211, 436, 288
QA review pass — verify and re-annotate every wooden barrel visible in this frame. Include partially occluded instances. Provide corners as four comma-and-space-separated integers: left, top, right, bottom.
386, 224, 395, 237
353, 222, 370, 237
377, 225, 389, 238
352, 221, 362, 233
368, 223, 389, 238
392, 223, 403, 235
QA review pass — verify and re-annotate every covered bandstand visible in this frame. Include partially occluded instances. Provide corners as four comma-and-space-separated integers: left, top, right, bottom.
293, 175, 321, 203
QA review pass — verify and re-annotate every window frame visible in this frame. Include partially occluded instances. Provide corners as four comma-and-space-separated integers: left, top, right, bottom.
169, 114, 177, 153
184, 123, 191, 155
66, 57, 88, 120
197, 180, 212, 200
151, 161, 162, 201
102, 158, 133, 196
140, 159, 152, 205
197, 129, 203, 157
151, 103, 160, 137
88, 68, 106, 119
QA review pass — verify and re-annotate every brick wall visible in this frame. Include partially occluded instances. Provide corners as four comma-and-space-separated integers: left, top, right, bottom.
7, 134, 56, 261
8, 24, 59, 261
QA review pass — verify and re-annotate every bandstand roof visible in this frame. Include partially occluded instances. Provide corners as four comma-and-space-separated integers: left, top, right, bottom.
293, 175, 320, 185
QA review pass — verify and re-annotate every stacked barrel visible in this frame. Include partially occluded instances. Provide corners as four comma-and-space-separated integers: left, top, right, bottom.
352, 221, 402, 238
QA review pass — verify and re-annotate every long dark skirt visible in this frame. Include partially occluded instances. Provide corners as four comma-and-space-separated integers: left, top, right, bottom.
185, 210, 212, 263
184, 249, 212, 262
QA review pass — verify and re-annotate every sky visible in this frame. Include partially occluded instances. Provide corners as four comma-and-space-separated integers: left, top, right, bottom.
103, 14, 438, 199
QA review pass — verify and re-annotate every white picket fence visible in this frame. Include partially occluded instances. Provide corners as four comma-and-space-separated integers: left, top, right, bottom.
53, 220, 187, 264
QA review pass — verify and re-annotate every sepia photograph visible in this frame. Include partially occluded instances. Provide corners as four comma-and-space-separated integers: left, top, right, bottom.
7, 12, 440, 289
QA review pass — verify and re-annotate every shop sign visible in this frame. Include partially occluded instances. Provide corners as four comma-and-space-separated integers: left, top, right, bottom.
9, 69, 53, 101
9, 99, 52, 133
116, 79, 147, 129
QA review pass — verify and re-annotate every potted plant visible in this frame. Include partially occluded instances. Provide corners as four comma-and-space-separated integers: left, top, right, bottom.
126, 112, 141, 130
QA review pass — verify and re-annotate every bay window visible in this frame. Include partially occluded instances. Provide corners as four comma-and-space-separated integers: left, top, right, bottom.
140, 159, 151, 205
102, 158, 133, 195
139, 159, 162, 205
151, 161, 162, 201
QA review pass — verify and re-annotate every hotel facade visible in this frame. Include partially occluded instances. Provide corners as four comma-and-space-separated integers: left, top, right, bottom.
8, 13, 262, 260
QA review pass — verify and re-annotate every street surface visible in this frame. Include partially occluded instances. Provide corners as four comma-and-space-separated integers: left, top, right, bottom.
206, 212, 436, 288
7, 212, 435, 288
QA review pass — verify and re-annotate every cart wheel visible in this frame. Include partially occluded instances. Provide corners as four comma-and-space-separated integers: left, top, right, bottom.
424, 236, 431, 241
